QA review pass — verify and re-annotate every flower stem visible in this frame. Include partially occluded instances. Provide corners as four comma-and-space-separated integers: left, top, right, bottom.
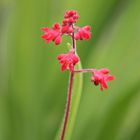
60, 69, 94, 140
61, 24, 76, 140
74, 68, 94, 73
72, 24, 76, 53
61, 72, 74, 140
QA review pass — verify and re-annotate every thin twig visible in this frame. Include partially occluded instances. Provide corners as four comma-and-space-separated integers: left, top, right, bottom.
74, 69, 94, 73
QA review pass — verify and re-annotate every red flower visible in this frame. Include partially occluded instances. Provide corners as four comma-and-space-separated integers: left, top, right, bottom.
61, 25, 74, 34
61, 10, 79, 34
57, 49, 79, 72
75, 26, 91, 40
41, 23, 62, 45
91, 69, 115, 91
63, 10, 79, 25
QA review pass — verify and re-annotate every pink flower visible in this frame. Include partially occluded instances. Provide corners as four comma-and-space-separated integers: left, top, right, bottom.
61, 10, 79, 34
41, 23, 62, 45
91, 68, 115, 91
57, 49, 79, 72
75, 26, 91, 40
63, 10, 79, 24
61, 25, 74, 34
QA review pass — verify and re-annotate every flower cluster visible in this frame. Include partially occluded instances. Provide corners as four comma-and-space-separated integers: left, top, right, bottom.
62, 10, 79, 34
41, 23, 62, 45
57, 49, 79, 72
41, 10, 115, 91
91, 69, 115, 91
75, 26, 91, 40
41, 10, 91, 45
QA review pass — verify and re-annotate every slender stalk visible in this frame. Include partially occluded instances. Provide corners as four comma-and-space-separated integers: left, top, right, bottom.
74, 69, 94, 73
72, 24, 76, 52
61, 72, 74, 140
60, 24, 76, 140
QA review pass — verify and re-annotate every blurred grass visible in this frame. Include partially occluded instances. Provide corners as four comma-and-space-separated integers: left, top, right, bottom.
0, 0, 140, 140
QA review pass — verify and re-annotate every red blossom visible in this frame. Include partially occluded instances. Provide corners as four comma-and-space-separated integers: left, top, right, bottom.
57, 49, 79, 72
63, 10, 79, 25
75, 26, 91, 40
61, 25, 74, 34
91, 69, 115, 91
41, 23, 62, 45
61, 10, 79, 34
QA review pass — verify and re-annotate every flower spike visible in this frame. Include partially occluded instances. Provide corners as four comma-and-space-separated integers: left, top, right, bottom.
41, 10, 115, 140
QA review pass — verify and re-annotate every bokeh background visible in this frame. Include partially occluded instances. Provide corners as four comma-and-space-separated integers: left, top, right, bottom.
0, 0, 140, 140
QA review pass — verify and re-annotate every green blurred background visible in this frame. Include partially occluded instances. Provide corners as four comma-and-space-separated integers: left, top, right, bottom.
0, 0, 140, 140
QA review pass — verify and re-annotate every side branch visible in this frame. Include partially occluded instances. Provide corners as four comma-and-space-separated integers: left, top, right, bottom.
74, 69, 94, 73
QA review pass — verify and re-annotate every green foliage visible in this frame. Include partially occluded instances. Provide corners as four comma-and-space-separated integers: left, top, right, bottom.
0, 0, 140, 140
